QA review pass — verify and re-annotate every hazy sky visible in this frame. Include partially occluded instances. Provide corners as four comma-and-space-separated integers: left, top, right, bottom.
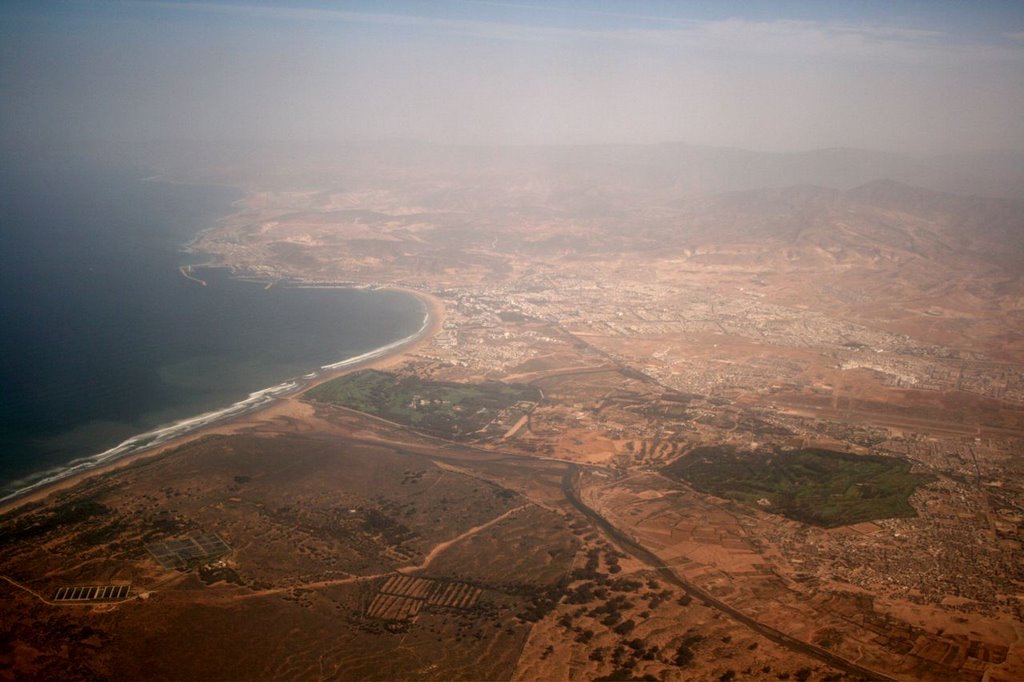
2, 1, 1023, 153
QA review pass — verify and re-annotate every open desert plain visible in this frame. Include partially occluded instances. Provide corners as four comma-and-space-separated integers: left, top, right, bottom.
2, 143, 1023, 681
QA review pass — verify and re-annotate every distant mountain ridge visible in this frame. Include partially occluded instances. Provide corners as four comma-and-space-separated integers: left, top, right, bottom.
111, 139, 1024, 201
679, 176, 1024, 277
843, 178, 1024, 273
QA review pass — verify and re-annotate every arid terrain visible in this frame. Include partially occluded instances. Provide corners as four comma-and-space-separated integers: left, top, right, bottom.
2, 144, 1023, 681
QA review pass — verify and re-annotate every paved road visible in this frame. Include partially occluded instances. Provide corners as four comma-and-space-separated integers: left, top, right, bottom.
560, 464, 894, 681
243, 422, 896, 679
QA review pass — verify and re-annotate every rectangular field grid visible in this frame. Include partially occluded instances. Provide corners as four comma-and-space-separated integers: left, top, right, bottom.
366, 594, 423, 620
426, 581, 482, 609
147, 531, 230, 570
52, 584, 131, 602
367, 574, 481, 621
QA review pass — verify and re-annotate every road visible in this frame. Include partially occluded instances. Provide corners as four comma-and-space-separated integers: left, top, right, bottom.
282, 426, 895, 680
560, 464, 894, 681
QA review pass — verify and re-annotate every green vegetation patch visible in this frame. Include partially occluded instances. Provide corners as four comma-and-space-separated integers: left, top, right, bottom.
306, 370, 540, 439
0, 497, 111, 547
663, 446, 933, 527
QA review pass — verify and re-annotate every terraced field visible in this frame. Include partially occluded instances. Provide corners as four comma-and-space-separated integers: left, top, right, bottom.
366, 575, 482, 620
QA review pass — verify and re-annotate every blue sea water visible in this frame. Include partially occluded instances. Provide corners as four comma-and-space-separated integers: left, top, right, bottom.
0, 160, 424, 500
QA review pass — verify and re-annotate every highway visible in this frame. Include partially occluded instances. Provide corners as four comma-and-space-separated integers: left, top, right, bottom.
560, 464, 894, 681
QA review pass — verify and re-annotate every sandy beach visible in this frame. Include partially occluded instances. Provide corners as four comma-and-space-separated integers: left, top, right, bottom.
0, 286, 445, 516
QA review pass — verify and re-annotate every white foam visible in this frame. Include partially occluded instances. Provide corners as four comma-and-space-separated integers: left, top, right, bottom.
1, 302, 431, 506
320, 313, 427, 370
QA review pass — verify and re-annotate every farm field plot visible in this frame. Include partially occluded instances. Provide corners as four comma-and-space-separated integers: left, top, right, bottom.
306, 369, 539, 438
147, 532, 230, 570
366, 575, 482, 620
664, 446, 934, 527
52, 584, 131, 602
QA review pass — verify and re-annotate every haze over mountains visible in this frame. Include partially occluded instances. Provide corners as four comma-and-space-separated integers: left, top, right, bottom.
125, 134, 1024, 291
4, 2, 1024, 680
113, 139, 1023, 200
8, 133, 1022, 679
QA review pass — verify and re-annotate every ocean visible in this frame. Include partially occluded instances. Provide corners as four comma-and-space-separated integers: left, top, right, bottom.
0, 159, 425, 502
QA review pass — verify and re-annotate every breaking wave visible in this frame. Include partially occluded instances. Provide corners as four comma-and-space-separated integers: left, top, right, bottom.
0, 307, 430, 506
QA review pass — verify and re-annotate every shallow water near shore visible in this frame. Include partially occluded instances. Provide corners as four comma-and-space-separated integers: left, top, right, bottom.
0, 161, 424, 501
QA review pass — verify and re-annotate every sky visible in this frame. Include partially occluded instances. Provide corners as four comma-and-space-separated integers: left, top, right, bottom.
1, 1, 1023, 154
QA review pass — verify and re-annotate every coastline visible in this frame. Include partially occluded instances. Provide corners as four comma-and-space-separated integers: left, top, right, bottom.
0, 286, 445, 516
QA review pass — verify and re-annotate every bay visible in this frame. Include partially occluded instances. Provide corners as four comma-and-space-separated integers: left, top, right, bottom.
0, 159, 423, 499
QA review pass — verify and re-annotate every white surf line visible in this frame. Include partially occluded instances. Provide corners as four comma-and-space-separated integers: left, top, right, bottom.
0, 380, 302, 506
0, 300, 432, 506
319, 312, 429, 371
178, 265, 207, 286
